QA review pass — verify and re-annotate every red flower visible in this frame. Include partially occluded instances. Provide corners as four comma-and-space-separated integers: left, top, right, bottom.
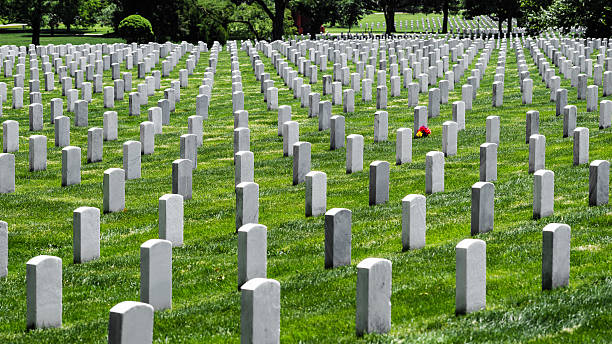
417, 126, 431, 137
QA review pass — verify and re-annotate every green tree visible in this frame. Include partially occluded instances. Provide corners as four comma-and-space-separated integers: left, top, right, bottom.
57, 0, 81, 32
232, 0, 290, 40
8, 0, 57, 45
291, 0, 338, 38
541, 0, 612, 38
463, 0, 521, 36
337, 0, 370, 32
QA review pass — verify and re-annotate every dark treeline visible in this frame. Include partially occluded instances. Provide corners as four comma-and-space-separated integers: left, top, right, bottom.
0, 0, 610, 45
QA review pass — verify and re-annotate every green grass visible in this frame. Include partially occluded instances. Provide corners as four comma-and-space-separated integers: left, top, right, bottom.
326, 13, 506, 34
0, 30, 124, 46
0, 35, 610, 343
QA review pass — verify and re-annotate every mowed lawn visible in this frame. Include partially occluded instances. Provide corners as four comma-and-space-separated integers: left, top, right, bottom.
0, 30, 124, 46
0, 34, 610, 343
326, 13, 502, 33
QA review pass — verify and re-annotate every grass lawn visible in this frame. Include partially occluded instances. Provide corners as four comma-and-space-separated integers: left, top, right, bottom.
0, 34, 610, 343
326, 13, 507, 34
0, 30, 124, 46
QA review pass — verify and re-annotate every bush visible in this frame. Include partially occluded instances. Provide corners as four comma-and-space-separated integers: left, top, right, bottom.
118, 15, 154, 43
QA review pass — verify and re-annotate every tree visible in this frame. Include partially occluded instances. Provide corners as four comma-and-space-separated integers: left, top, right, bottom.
291, 0, 338, 38
363, 0, 418, 35
463, 0, 522, 37
540, 0, 612, 38
232, 0, 290, 40
418, 0, 461, 33
8, 0, 57, 45
57, 0, 81, 32
337, 0, 370, 32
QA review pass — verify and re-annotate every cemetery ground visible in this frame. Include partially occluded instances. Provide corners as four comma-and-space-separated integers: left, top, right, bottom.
0, 37, 611, 343
0, 30, 124, 46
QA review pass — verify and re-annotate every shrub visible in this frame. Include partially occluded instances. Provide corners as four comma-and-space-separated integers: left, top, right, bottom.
118, 15, 154, 43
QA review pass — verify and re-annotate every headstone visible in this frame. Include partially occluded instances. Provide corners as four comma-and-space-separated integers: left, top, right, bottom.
492, 81, 503, 107
240, 278, 280, 344
140, 122, 155, 155
589, 160, 609, 206
74, 100, 88, 127
428, 88, 440, 117
396, 128, 412, 165
50, 98, 63, 124
376, 85, 387, 109
324, 208, 352, 268
330, 115, 345, 150
172, 159, 192, 200
573, 127, 589, 165
62, 146, 81, 186
129, 92, 140, 116
104, 111, 118, 141
318, 101, 331, 131
28, 103, 43, 131
452, 101, 465, 130
159, 194, 184, 247
479, 143, 497, 182
292, 142, 311, 185
369, 161, 390, 205
542, 223, 571, 290
599, 100, 611, 128
26, 255, 62, 329
140, 239, 172, 311
236, 182, 259, 231
235, 150, 254, 186
103, 168, 125, 213
29, 135, 47, 172
471, 182, 494, 235
0, 221, 6, 277
196, 94, 209, 119
561, 105, 577, 138
426, 151, 444, 194
529, 134, 546, 173
278, 105, 291, 136
0, 154, 15, 193
556, 89, 568, 116
586, 85, 598, 112
87, 128, 103, 163
525, 110, 539, 144
455, 239, 486, 314
237, 224, 267, 288
104, 86, 114, 108
343, 89, 355, 113
180, 134, 197, 170
533, 169, 554, 219
108, 301, 154, 344
442, 121, 458, 157
462, 84, 472, 110
123, 141, 141, 180
148, 107, 163, 135
305, 171, 326, 217
356, 258, 392, 336
234, 127, 250, 155
73, 207, 100, 263
402, 194, 426, 251
282, 121, 298, 156
486, 116, 500, 145
3, 120, 19, 153
413, 106, 427, 138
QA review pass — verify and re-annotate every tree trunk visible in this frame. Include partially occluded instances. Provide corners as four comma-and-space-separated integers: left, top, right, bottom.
498, 17, 503, 38
271, 0, 286, 41
31, 20, 41, 46
67, 24, 71, 33
442, 0, 449, 34
384, 7, 395, 35
507, 16, 512, 36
